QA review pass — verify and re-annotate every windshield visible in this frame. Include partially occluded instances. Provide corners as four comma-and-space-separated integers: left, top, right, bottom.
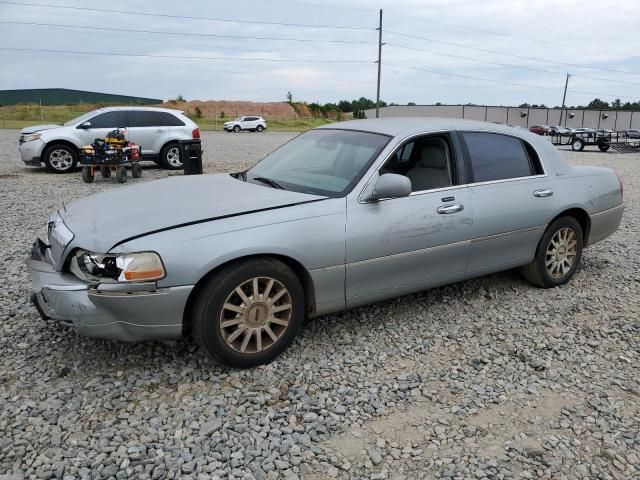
245, 129, 390, 197
63, 111, 97, 126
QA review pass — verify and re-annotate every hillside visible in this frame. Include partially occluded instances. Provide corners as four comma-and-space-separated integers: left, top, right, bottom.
157, 100, 312, 119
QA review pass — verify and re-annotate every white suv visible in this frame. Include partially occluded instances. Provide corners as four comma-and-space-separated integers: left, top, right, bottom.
19, 106, 200, 173
223, 116, 267, 133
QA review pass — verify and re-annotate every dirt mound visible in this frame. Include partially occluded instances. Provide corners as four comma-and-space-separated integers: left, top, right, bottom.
155, 100, 311, 119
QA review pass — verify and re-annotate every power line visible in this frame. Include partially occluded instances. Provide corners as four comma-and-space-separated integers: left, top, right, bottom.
263, 0, 374, 13
385, 10, 621, 56
385, 30, 640, 76
0, 1, 375, 30
384, 63, 639, 99
0, 20, 376, 44
0, 47, 373, 63
386, 43, 640, 87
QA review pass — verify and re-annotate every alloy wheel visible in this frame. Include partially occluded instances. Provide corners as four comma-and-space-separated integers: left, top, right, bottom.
219, 276, 292, 354
545, 227, 578, 279
166, 147, 181, 167
49, 149, 73, 171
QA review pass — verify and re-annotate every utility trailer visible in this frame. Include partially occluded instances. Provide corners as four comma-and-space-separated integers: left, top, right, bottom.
550, 131, 640, 153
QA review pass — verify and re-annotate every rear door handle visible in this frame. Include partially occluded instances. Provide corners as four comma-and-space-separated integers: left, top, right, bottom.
533, 189, 554, 198
437, 203, 464, 214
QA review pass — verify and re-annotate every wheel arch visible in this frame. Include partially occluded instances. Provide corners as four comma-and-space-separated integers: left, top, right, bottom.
43, 139, 79, 157
548, 207, 591, 245
160, 139, 180, 156
181, 253, 317, 337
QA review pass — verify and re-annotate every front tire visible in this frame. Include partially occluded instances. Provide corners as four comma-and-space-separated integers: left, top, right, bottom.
44, 143, 78, 173
521, 216, 583, 288
160, 143, 183, 170
233, 125, 241, 133
115, 166, 127, 183
81, 166, 94, 183
192, 258, 305, 368
571, 138, 585, 151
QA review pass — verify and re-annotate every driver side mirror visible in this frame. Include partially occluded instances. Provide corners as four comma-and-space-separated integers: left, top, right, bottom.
78, 121, 92, 129
366, 173, 412, 201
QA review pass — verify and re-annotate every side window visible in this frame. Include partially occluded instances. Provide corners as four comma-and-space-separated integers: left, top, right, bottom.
381, 136, 453, 192
128, 111, 164, 128
159, 112, 185, 126
462, 132, 536, 182
89, 111, 127, 128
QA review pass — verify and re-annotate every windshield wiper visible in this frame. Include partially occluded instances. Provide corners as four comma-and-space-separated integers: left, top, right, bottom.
253, 176, 284, 189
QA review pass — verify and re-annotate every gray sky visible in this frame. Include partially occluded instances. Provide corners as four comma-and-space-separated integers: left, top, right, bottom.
1, 0, 639, 106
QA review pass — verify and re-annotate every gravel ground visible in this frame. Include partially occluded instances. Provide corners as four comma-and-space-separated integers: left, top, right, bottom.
0, 130, 638, 480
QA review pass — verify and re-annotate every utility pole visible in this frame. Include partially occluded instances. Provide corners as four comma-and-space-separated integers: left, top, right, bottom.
559, 73, 571, 126
375, 9, 383, 119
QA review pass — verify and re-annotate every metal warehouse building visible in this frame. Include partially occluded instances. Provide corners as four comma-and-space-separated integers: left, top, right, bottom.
364, 105, 640, 130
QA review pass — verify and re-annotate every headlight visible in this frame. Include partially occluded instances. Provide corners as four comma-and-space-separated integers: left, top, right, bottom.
22, 133, 42, 142
70, 250, 165, 283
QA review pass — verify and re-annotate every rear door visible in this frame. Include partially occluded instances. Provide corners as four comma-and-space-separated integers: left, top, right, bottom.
461, 131, 555, 277
127, 110, 167, 155
76, 111, 127, 145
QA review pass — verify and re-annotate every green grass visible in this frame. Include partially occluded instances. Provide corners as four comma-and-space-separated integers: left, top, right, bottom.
0, 105, 339, 132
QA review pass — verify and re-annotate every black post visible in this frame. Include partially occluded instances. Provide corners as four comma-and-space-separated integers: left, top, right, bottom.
560, 73, 570, 126
375, 9, 383, 119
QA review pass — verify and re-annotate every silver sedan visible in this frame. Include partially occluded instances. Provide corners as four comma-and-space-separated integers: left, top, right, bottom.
27, 118, 624, 368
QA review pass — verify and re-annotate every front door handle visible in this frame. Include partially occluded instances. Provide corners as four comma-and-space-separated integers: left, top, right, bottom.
533, 189, 554, 198
437, 203, 464, 214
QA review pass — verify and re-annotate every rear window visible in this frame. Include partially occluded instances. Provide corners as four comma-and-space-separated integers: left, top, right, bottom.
159, 112, 185, 126
128, 111, 164, 127
462, 132, 537, 183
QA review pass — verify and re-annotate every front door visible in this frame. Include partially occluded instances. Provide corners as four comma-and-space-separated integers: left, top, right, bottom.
76, 110, 127, 145
345, 134, 473, 307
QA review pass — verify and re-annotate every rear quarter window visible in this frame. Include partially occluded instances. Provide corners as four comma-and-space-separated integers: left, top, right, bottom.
159, 112, 186, 126
462, 132, 540, 183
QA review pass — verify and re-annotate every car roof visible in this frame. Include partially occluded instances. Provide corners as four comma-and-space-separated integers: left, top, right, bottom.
92, 106, 184, 115
318, 117, 541, 139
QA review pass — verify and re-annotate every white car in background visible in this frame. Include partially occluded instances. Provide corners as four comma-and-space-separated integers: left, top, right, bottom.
224, 116, 267, 133
19, 107, 200, 173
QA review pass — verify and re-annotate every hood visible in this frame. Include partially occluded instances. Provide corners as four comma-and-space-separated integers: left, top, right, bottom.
21, 124, 62, 134
60, 174, 325, 253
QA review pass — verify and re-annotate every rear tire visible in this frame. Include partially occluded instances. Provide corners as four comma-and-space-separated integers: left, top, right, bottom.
131, 163, 142, 178
597, 142, 610, 152
521, 216, 583, 288
81, 166, 94, 183
115, 166, 127, 183
100, 166, 111, 178
191, 258, 305, 368
44, 143, 78, 173
159, 143, 182, 170
256, 125, 264, 132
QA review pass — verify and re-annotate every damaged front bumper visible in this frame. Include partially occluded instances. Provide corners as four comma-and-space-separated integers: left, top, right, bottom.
26, 240, 192, 342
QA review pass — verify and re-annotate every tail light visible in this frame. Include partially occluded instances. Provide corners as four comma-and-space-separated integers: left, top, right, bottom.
615, 171, 624, 201
192, 128, 200, 139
